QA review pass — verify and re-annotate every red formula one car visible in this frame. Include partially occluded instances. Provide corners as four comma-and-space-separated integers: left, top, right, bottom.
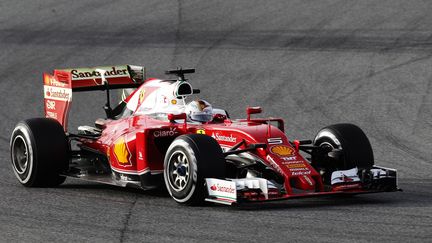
10, 65, 399, 205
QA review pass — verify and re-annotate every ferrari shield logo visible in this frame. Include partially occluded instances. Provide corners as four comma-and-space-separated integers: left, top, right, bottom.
139, 89, 146, 103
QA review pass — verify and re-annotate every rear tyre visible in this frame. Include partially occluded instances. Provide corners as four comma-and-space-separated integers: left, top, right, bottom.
164, 134, 225, 205
10, 118, 68, 187
312, 123, 374, 183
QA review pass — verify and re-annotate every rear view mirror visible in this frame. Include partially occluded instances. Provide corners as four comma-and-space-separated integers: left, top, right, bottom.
168, 113, 187, 122
246, 106, 262, 120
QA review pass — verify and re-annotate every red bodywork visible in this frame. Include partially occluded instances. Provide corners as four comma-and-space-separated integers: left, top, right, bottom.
81, 116, 327, 196
42, 66, 395, 203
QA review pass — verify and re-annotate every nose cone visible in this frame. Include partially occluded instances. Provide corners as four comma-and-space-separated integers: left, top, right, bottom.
293, 174, 316, 191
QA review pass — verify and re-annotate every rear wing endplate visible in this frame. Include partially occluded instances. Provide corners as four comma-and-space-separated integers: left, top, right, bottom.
43, 65, 145, 131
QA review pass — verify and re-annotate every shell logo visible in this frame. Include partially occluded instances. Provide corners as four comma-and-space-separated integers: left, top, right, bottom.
270, 145, 294, 157
113, 137, 131, 166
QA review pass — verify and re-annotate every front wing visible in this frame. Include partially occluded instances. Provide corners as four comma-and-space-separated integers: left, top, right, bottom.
205, 166, 399, 205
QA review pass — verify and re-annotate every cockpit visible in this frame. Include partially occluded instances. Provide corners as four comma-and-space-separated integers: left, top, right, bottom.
120, 78, 228, 123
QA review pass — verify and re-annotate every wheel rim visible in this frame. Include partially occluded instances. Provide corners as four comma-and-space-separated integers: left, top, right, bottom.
12, 135, 29, 175
167, 151, 190, 192
319, 141, 339, 151
316, 139, 345, 170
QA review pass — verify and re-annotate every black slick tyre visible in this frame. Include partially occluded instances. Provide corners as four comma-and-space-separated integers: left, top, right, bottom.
10, 118, 68, 187
163, 134, 225, 205
312, 123, 374, 173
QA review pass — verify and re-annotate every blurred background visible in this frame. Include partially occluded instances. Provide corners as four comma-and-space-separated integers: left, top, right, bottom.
0, 1, 431, 242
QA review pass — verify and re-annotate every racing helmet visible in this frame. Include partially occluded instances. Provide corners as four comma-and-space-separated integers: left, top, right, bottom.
185, 99, 213, 122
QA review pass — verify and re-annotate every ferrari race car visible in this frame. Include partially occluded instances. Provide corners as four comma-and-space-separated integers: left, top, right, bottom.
10, 65, 399, 205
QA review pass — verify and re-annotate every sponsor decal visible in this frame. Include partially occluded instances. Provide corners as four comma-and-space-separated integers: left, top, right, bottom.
333, 183, 362, 190
119, 174, 131, 181
43, 74, 50, 85
70, 66, 128, 80
283, 160, 303, 164
281, 156, 297, 162
44, 86, 72, 101
289, 167, 309, 171
44, 74, 67, 87
270, 145, 294, 157
138, 151, 144, 161
113, 137, 132, 166
267, 137, 283, 145
303, 175, 314, 186
46, 111, 57, 119
153, 127, 178, 137
285, 163, 307, 169
206, 178, 237, 202
210, 183, 235, 194
46, 100, 56, 110
284, 161, 310, 172
196, 129, 206, 134
331, 168, 360, 185
161, 95, 168, 103
342, 174, 354, 182
212, 133, 237, 143
266, 155, 284, 175
291, 171, 311, 176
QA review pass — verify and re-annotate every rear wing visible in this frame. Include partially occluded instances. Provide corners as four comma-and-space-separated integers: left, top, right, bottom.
43, 65, 145, 131
60, 65, 145, 91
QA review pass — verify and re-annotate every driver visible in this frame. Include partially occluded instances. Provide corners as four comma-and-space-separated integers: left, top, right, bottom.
185, 99, 213, 123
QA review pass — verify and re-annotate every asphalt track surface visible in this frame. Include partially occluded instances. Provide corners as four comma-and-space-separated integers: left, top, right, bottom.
1, 0, 431, 242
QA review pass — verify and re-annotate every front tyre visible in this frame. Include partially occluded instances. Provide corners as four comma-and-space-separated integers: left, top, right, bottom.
164, 134, 225, 205
312, 123, 374, 184
10, 118, 68, 187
